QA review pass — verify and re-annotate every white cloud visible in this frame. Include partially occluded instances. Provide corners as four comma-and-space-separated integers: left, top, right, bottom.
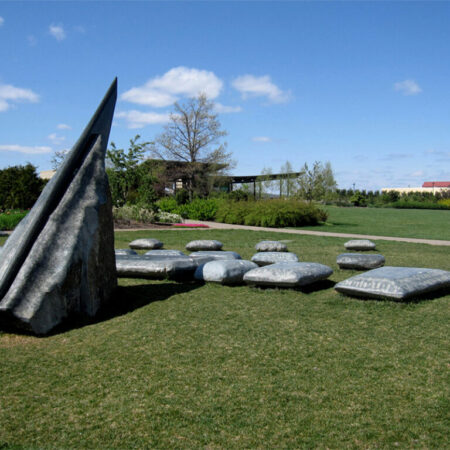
121, 67, 223, 107
394, 79, 422, 96
49, 24, 66, 41
0, 144, 52, 154
252, 136, 272, 143
410, 170, 424, 177
214, 103, 242, 113
0, 83, 39, 112
116, 110, 171, 129
0, 17, 4, 27
57, 123, 71, 130
48, 133, 65, 144
232, 74, 290, 103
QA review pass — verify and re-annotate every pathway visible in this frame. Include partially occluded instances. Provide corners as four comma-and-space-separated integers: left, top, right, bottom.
181, 219, 450, 247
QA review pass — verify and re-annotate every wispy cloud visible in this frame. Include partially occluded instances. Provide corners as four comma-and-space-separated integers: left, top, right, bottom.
0, 144, 52, 154
0, 17, 4, 27
0, 83, 39, 112
116, 110, 171, 129
252, 136, 272, 143
232, 74, 291, 103
214, 103, 242, 114
49, 24, 66, 41
394, 79, 422, 96
380, 153, 411, 160
57, 123, 71, 130
48, 133, 65, 145
74, 25, 85, 34
410, 170, 424, 177
121, 67, 223, 107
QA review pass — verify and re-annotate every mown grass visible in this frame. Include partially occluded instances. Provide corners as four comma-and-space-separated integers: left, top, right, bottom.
0, 229, 449, 448
297, 205, 450, 240
0, 210, 28, 231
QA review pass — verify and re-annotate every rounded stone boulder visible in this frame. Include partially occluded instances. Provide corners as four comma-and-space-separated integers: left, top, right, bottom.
189, 250, 241, 261
129, 238, 163, 250
337, 253, 385, 270
145, 249, 186, 257
344, 239, 376, 251
251, 251, 299, 266
194, 259, 258, 284
115, 248, 138, 256
255, 240, 287, 252
185, 240, 223, 251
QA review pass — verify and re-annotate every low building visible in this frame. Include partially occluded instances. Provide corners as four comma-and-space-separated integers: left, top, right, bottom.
382, 181, 450, 195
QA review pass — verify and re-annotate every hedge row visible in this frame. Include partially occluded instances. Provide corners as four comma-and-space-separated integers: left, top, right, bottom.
0, 210, 28, 230
215, 200, 327, 228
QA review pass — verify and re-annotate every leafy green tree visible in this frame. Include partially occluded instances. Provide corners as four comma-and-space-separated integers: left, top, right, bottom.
280, 161, 296, 198
106, 135, 154, 206
296, 161, 337, 202
0, 164, 45, 210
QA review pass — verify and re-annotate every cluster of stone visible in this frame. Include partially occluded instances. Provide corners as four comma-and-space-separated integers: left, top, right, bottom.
129, 238, 163, 250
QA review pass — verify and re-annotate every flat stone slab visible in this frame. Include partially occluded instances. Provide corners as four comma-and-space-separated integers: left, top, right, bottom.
244, 262, 333, 288
251, 251, 298, 266
144, 249, 186, 257
186, 240, 223, 251
255, 240, 287, 252
189, 250, 241, 261
194, 260, 258, 284
344, 239, 376, 251
116, 255, 205, 279
0, 231, 8, 237
335, 266, 450, 300
115, 248, 138, 256
337, 253, 385, 270
129, 238, 163, 250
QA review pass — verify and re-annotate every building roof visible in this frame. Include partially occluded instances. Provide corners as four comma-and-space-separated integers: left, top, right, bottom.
422, 181, 450, 188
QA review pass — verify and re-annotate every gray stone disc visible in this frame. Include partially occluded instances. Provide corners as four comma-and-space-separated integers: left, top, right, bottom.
194, 260, 258, 284
344, 239, 376, 251
115, 248, 138, 256
251, 251, 298, 266
185, 240, 223, 251
255, 240, 287, 252
129, 238, 163, 250
244, 262, 333, 288
337, 253, 385, 270
189, 250, 241, 261
335, 266, 450, 300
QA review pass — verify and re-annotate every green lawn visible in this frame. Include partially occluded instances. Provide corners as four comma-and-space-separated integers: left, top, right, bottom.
298, 206, 450, 240
0, 229, 449, 448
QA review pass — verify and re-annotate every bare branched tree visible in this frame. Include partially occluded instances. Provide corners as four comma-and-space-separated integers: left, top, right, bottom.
151, 94, 233, 199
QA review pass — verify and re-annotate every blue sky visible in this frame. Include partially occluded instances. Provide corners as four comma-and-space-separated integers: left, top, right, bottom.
0, 1, 449, 191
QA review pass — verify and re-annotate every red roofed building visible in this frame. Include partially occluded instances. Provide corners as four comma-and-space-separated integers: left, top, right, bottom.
422, 181, 450, 188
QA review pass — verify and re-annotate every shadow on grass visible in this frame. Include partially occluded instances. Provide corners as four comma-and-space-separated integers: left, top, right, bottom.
250, 279, 335, 293
2, 281, 202, 337
337, 286, 450, 304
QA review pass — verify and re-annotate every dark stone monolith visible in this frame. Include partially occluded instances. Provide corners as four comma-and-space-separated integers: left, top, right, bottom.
0, 79, 118, 335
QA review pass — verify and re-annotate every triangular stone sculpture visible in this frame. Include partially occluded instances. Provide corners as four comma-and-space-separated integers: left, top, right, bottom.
0, 79, 118, 334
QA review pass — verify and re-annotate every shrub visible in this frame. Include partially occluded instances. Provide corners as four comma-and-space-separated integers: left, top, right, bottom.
157, 197, 220, 221
156, 197, 179, 214
215, 199, 327, 228
156, 211, 183, 223
0, 210, 28, 230
112, 205, 156, 224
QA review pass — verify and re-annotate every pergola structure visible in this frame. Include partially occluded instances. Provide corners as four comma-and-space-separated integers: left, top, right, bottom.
227, 172, 304, 198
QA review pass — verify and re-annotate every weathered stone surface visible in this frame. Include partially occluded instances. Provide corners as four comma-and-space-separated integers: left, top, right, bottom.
335, 266, 450, 300
344, 239, 376, 251
129, 238, 163, 250
144, 249, 186, 257
251, 251, 299, 266
0, 80, 117, 335
186, 240, 223, 251
116, 255, 201, 279
115, 248, 138, 256
337, 253, 385, 270
189, 250, 241, 261
244, 262, 333, 287
255, 240, 287, 252
194, 260, 258, 284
